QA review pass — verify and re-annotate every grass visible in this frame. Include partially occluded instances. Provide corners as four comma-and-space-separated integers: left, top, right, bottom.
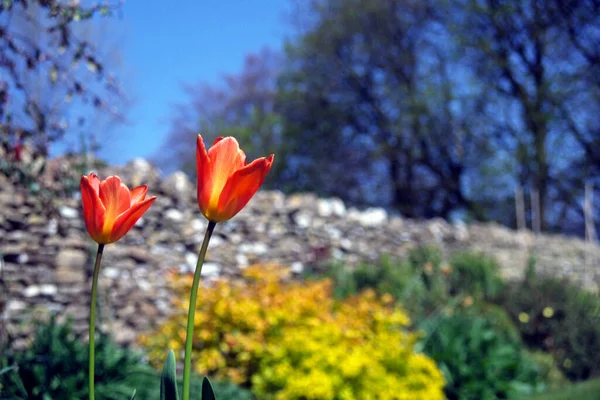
522, 379, 600, 400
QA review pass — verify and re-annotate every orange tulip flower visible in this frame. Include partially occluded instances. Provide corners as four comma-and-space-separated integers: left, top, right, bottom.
196, 135, 274, 222
80, 173, 156, 244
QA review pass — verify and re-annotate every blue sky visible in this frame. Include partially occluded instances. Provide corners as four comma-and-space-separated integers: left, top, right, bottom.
97, 1, 291, 165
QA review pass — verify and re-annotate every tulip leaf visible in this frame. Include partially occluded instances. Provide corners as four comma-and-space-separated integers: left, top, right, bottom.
130, 389, 137, 400
160, 350, 180, 400
202, 376, 216, 400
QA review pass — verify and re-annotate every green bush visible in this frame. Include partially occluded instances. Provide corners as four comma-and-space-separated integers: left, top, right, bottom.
328, 247, 509, 322
448, 251, 504, 300
525, 351, 568, 389
326, 247, 454, 320
499, 275, 600, 381
0, 317, 252, 400
419, 309, 547, 400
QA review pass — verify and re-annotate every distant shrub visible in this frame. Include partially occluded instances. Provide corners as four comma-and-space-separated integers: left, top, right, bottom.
420, 310, 547, 400
526, 351, 568, 389
326, 246, 457, 320
447, 251, 504, 300
499, 276, 600, 380
141, 264, 446, 400
0, 317, 251, 400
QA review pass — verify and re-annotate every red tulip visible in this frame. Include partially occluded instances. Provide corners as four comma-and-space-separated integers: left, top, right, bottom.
196, 135, 274, 222
80, 173, 156, 244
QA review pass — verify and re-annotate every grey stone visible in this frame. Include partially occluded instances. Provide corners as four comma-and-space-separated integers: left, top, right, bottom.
55, 249, 87, 284
4, 156, 600, 350
163, 171, 192, 199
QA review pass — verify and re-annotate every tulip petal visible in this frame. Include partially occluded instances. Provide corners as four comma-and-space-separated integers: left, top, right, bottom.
130, 185, 148, 204
196, 135, 213, 216
99, 176, 131, 219
109, 196, 157, 243
89, 173, 101, 194
207, 137, 247, 197
80, 175, 106, 243
214, 154, 274, 222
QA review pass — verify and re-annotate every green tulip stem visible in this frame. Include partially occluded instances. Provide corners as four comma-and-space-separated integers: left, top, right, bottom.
89, 243, 104, 400
182, 221, 217, 400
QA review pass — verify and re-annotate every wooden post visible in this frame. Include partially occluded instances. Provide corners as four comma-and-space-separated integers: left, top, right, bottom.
515, 185, 526, 231
584, 183, 596, 242
531, 188, 541, 234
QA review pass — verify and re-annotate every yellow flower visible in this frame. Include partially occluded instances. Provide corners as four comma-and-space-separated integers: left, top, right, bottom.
543, 306, 554, 318
141, 264, 445, 399
518, 312, 530, 323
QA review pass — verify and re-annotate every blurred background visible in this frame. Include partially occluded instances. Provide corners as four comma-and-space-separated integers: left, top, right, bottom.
1, 0, 599, 237
1, 0, 600, 399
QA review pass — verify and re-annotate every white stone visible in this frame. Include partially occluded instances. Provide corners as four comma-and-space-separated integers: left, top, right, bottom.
340, 238, 353, 250
165, 209, 185, 222
137, 279, 151, 291
331, 248, 344, 260
325, 226, 342, 240
239, 242, 268, 255
349, 207, 387, 227
208, 236, 224, 248
40, 284, 58, 295
7, 300, 27, 312
293, 211, 312, 228
47, 219, 58, 235
190, 218, 206, 232
59, 205, 78, 219
291, 262, 304, 274
453, 221, 469, 241
103, 267, 120, 279
202, 263, 221, 277
17, 253, 28, 264
165, 171, 190, 192
129, 158, 153, 174
318, 198, 347, 217
236, 254, 249, 266
23, 285, 41, 297
185, 252, 197, 271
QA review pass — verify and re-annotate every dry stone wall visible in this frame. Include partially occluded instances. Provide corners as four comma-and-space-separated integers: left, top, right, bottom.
1, 157, 599, 347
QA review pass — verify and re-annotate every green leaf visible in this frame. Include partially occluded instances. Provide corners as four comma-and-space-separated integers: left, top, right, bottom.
0, 365, 17, 376
130, 389, 137, 400
160, 350, 180, 400
202, 376, 216, 400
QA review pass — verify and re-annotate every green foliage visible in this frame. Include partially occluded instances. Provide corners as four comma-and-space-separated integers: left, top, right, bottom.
525, 351, 568, 389
0, 317, 155, 399
448, 251, 504, 300
407, 244, 444, 269
520, 378, 600, 400
160, 350, 180, 400
420, 310, 547, 400
328, 254, 447, 320
498, 275, 600, 381
0, 317, 252, 400
327, 246, 504, 320
202, 377, 216, 400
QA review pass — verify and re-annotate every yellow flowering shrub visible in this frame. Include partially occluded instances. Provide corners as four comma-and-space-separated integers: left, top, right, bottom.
140, 264, 445, 400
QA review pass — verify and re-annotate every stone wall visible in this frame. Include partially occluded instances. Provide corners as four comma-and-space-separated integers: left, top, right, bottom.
1, 158, 599, 347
